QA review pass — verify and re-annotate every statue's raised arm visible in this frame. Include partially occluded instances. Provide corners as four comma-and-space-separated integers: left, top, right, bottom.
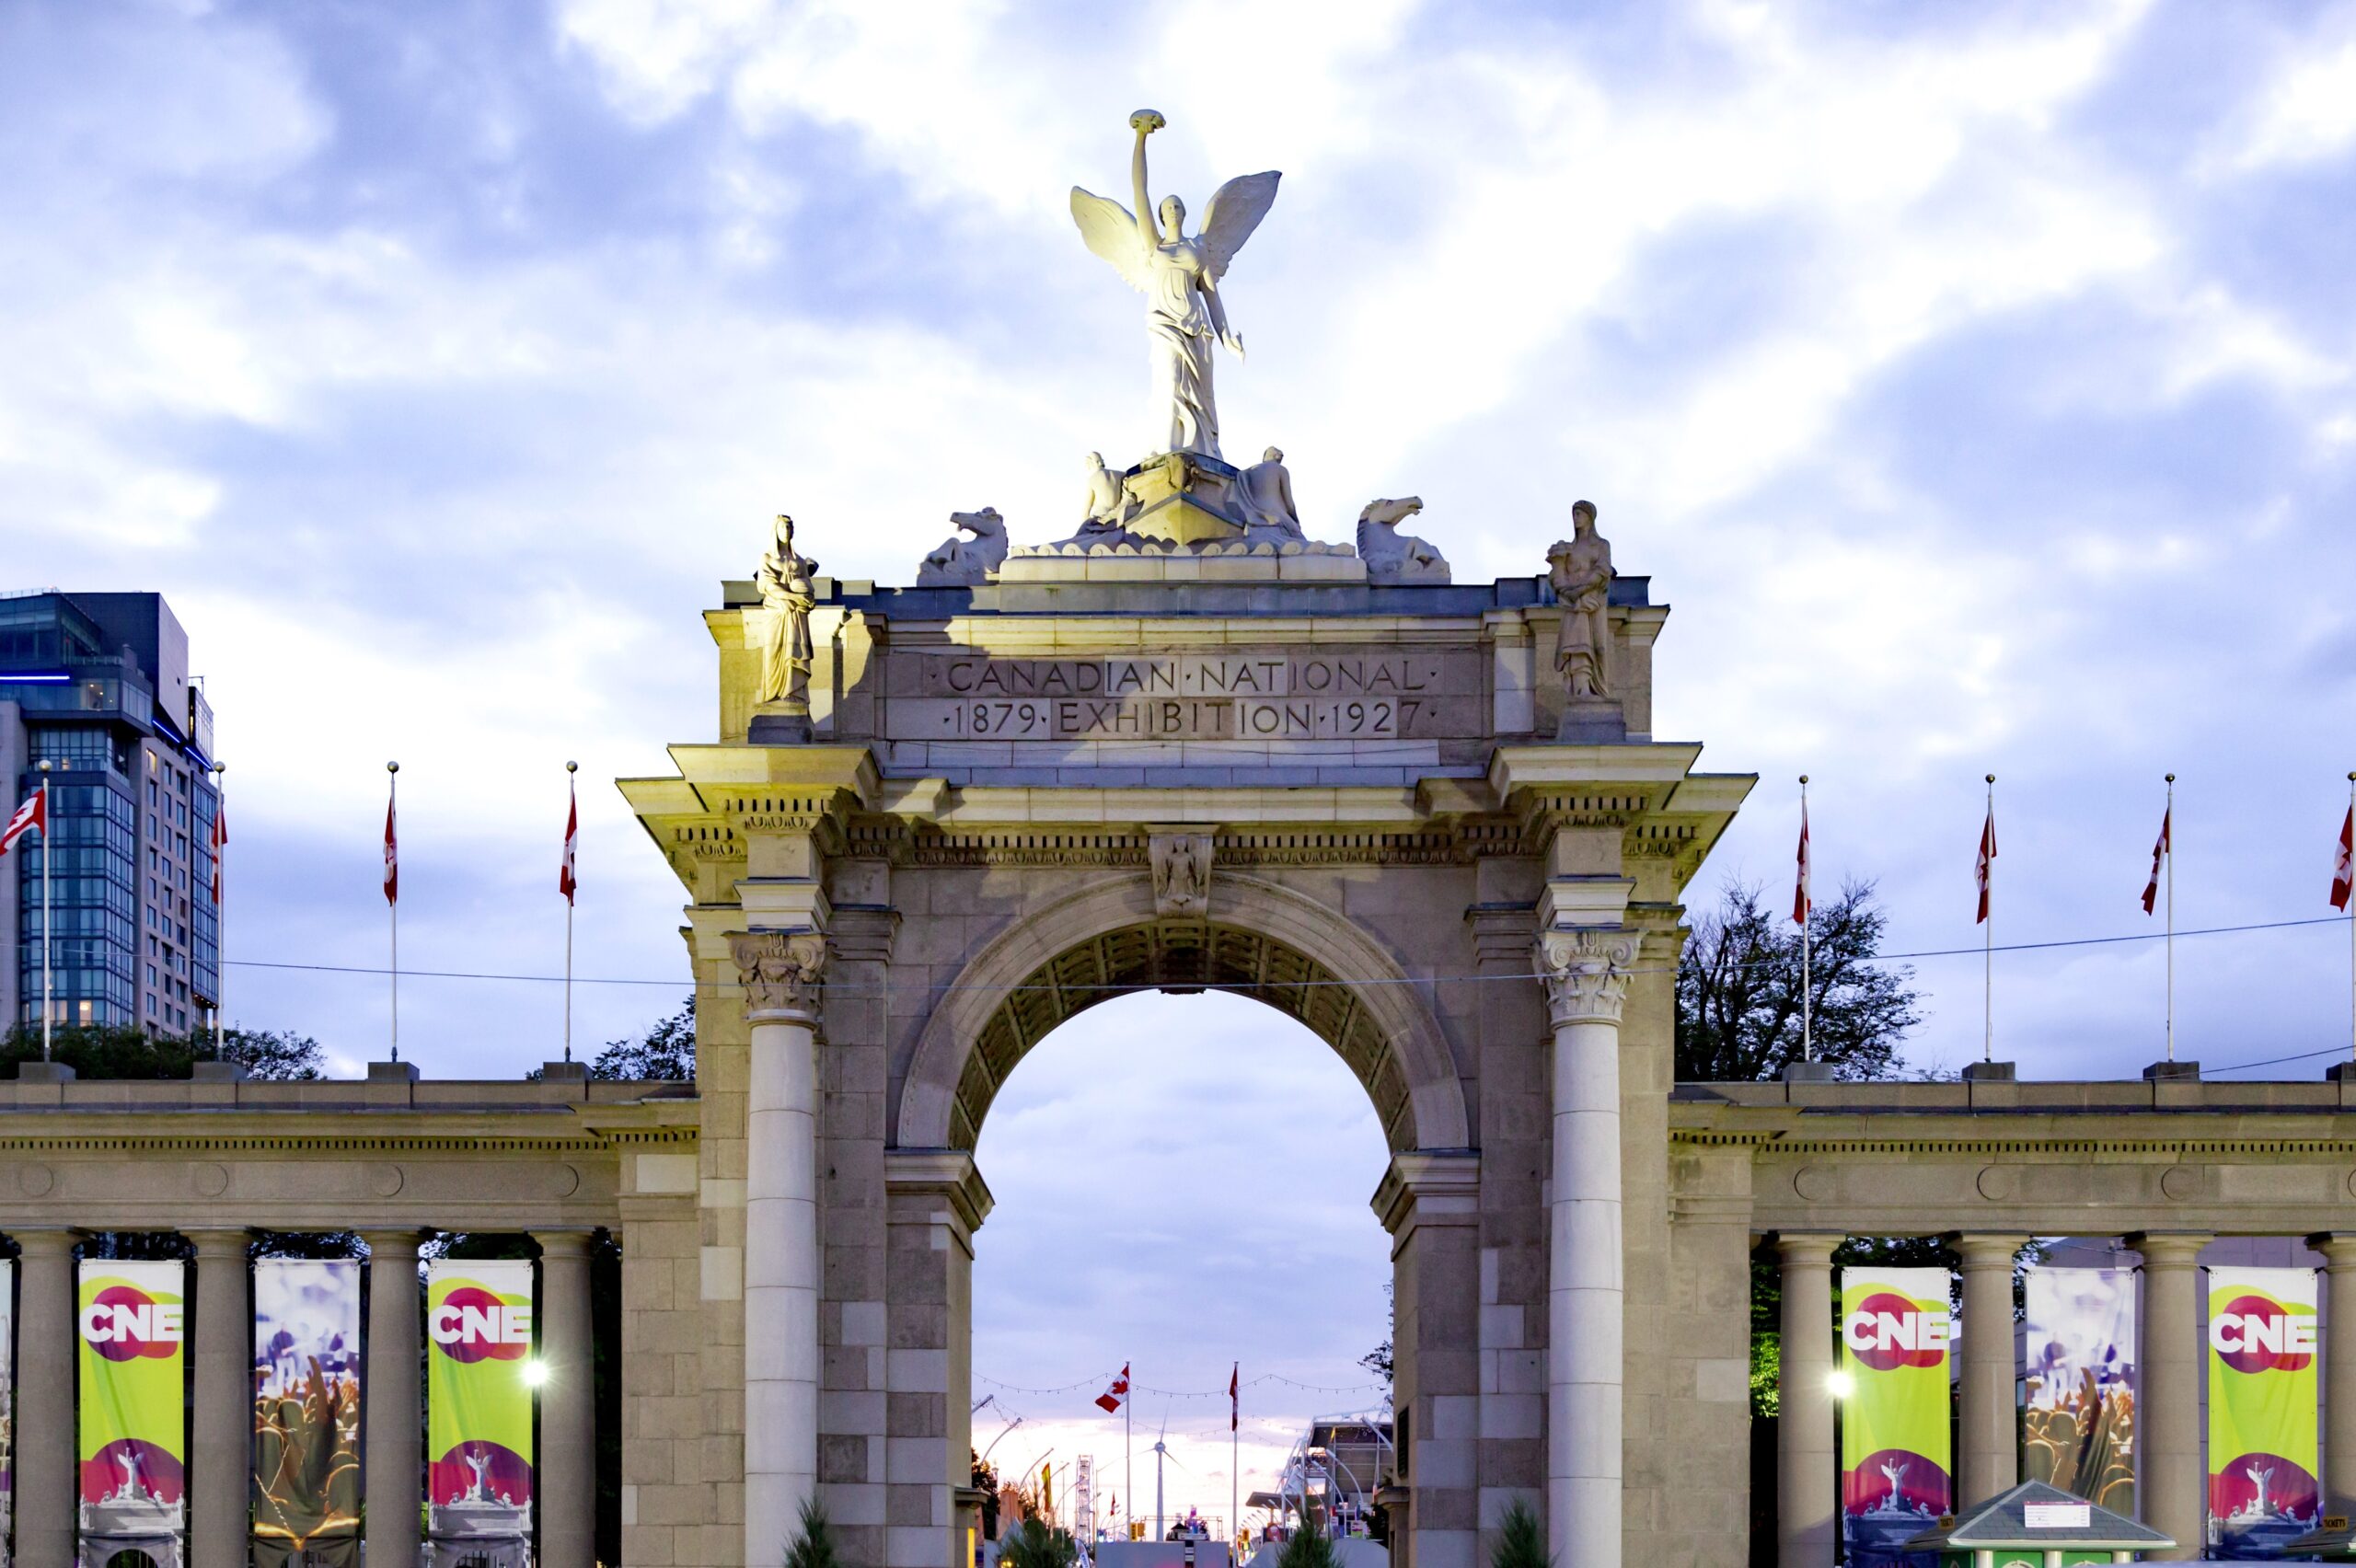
1068, 109, 1281, 459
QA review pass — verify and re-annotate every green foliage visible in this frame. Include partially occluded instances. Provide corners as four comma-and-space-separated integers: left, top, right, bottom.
784, 1495, 841, 1568
1359, 1280, 1393, 1387
1277, 1521, 1341, 1568
996, 1515, 1079, 1568
1487, 1499, 1550, 1568
589, 996, 696, 1081
0, 1022, 323, 1080
1750, 1331, 1780, 1419
1675, 879, 1922, 1082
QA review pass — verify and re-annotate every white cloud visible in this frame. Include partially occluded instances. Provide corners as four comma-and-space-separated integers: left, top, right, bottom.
2208, 6, 2356, 173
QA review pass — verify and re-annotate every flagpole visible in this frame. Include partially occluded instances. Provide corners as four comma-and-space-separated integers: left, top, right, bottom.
1230, 1362, 1239, 1557
1799, 775, 1812, 1063
2164, 772, 2175, 1064
388, 760, 399, 1063
38, 760, 52, 1062
1126, 1391, 1133, 1542
1983, 774, 1994, 1065
565, 760, 578, 1063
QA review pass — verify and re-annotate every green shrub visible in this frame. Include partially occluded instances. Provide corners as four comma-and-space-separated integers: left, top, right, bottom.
997, 1515, 1079, 1568
1277, 1521, 1339, 1568
1488, 1499, 1549, 1568
785, 1496, 839, 1568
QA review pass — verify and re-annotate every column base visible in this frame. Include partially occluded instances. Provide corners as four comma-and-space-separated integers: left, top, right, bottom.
16, 1060, 75, 1082
2144, 1060, 2200, 1081
1960, 1060, 2015, 1081
2327, 1061, 2356, 1083
1782, 1061, 1836, 1082
367, 1060, 420, 1082
538, 1060, 590, 1082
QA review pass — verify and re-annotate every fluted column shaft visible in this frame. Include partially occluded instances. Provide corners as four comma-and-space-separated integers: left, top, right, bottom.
15, 1228, 78, 1568
364, 1229, 426, 1568
734, 929, 828, 1566
189, 1228, 254, 1568
1775, 1234, 1839, 1568
2316, 1233, 2356, 1524
1955, 1234, 2022, 1505
1536, 927, 1636, 1568
533, 1229, 598, 1568
2133, 1232, 2209, 1562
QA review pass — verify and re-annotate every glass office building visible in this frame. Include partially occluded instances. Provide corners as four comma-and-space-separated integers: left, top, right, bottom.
2, 590, 219, 1032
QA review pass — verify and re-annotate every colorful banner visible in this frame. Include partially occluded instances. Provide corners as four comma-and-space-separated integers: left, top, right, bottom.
1, 1256, 13, 1561
426, 1260, 537, 1547
2022, 1267, 2137, 1516
1840, 1266, 1952, 1568
2209, 1266, 2321, 1558
77, 1259, 187, 1537
254, 1259, 362, 1567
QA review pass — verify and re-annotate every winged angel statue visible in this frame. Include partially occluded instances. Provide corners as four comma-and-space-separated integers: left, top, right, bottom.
1071, 110, 1279, 461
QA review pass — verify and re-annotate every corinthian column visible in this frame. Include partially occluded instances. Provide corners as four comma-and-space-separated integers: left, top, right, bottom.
2131, 1231, 2209, 1562
733, 928, 829, 1568
14, 1228, 78, 1568
1954, 1234, 2023, 1505
188, 1228, 255, 1568
1535, 926, 1638, 1568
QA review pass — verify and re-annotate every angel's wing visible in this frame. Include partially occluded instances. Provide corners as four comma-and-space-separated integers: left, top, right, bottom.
1070, 187, 1152, 293
1197, 171, 1280, 279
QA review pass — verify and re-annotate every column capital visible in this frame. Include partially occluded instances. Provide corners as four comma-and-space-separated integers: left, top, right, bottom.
1533, 927, 1639, 1028
530, 1228, 599, 1260
1773, 1232, 1842, 1267
1370, 1150, 1481, 1239
360, 1228, 428, 1260
1948, 1233, 2027, 1269
731, 928, 829, 1022
2308, 1231, 2356, 1262
7, 1226, 80, 1258
2126, 1230, 2211, 1266
182, 1228, 252, 1259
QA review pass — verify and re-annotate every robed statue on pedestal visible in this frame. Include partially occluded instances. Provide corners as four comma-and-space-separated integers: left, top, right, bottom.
1071, 110, 1280, 460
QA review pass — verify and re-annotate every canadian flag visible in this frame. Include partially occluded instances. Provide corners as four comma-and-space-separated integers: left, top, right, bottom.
1230, 1362, 1239, 1433
1095, 1364, 1130, 1414
0, 787, 43, 857
1792, 799, 1812, 925
1975, 807, 1997, 925
2142, 807, 2170, 916
210, 800, 225, 904
383, 790, 398, 906
2333, 804, 2353, 912
560, 780, 578, 905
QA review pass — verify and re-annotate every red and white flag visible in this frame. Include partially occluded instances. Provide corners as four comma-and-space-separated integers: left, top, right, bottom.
1095, 1364, 1130, 1414
560, 779, 579, 905
2333, 804, 2353, 912
1792, 799, 1812, 925
2142, 807, 2170, 915
0, 787, 43, 857
1975, 807, 1997, 925
210, 800, 225, 904
383, 789, 398, 905
1230, 1363, 1239, 1433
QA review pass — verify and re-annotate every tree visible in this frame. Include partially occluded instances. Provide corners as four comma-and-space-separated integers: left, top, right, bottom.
1359, 1281, 1393, 1388
589, 996, 695, 1081
1488, 1499, 1550, 1568
998, 1515, 1079, 1568
783, 1496, 841, 1568
1674, 878, 1922, 1082
0, 1023, 324, 1080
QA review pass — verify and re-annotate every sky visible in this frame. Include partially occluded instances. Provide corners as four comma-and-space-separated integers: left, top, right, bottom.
7, 0, 2356, 1525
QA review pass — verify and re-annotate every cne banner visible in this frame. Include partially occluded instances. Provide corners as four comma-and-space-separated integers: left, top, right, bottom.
254, 1258, 363, 1567
77, 1260, 188, 1532
426, 1260, 537, 1549
2208, 1266, 2321, 1556
2022, 1267, 2138, 1516
1839, 1266, 1953, 1568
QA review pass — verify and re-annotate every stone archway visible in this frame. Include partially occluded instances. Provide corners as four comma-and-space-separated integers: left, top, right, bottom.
885, 867, 1475, 1568
895, 870, 1472, 1155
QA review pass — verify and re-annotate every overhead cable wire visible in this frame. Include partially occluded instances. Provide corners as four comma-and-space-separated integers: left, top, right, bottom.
221, 911, 2356, 994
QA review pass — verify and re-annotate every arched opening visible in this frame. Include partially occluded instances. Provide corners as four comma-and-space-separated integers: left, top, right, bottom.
969, 986, 1399, 1560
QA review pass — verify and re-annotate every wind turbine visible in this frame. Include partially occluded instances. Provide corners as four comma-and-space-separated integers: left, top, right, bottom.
1149, 1405, 1190, 1543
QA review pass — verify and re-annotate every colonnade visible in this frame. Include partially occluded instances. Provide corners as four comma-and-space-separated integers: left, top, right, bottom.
0, 1225, 601, 1568
1771, 1230, 2356, 1566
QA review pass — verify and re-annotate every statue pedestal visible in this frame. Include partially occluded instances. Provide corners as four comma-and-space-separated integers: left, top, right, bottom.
1557, 696, 1627, 743
749, 703, 812, 744
1122, 451, 1246, 545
